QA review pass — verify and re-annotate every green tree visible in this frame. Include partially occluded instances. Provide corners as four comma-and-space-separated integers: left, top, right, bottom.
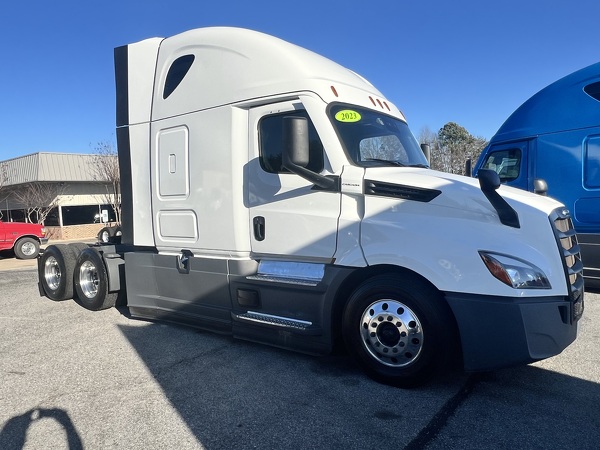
435, 122, 487, 175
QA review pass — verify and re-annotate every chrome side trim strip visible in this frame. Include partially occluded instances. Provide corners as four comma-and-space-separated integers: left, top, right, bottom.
246, 261, 325, 286
235, 311, 312, 330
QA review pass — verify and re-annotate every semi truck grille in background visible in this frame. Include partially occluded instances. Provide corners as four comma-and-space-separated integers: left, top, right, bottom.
551, 208, 584, 321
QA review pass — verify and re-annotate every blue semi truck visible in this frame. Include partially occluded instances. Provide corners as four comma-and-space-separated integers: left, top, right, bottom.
474, 62, 600, 288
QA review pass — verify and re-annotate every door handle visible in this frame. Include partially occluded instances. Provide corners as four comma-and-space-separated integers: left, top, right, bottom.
177, 249, 193, 274
253, 216, 265, 241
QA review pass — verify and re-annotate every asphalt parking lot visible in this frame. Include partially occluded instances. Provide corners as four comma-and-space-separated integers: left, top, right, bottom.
1, 261, 599, 449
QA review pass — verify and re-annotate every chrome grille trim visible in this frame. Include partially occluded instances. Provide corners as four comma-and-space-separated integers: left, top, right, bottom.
550, 208, 584, 321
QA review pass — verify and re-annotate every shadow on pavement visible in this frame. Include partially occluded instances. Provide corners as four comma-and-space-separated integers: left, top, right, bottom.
0, 408, 83, 450
117, 319, 600, 449
117, 320, 465, 449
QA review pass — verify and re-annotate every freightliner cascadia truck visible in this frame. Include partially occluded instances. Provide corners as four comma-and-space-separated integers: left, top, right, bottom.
474, 62, 600, 289
38, 27, 584, 387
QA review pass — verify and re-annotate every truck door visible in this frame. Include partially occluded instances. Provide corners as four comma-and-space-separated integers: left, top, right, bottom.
478, 141, 529, 190
248, 102, 340, 260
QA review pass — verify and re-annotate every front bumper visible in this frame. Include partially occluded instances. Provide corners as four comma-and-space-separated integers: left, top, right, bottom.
445, 292, 580, 371
40, 237, 49, 245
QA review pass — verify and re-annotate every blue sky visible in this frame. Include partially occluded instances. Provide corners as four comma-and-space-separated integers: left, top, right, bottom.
1, 0, 598, 161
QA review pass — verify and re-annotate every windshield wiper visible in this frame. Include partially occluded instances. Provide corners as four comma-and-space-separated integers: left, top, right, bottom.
364, 158, 407, 167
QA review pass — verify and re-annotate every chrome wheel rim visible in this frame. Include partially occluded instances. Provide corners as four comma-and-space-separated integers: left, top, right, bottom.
21, 241, 37, 256
44, 256, 61, 290
79, 260, 99, 299
360, 299, 423, 368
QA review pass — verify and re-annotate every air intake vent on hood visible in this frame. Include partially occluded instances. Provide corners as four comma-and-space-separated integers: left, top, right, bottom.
365, 180, 441, 202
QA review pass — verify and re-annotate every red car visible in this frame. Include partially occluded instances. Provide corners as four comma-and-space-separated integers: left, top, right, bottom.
0, 220, 49, 259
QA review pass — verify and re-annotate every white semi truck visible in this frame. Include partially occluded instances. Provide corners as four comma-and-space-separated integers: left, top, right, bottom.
38, 27, 584, 387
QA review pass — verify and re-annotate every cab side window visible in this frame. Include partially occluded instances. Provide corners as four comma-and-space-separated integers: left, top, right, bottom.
482, 149, 521, 182
259, 110, 324, 174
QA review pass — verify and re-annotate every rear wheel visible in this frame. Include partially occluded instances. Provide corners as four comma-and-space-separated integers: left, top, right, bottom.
68, 242, 89, 255
39, 244, 77, 301
343, 273, 457, 388
73, 248, 117, 311
98, 227, 113, 244
14, 237, 40, 259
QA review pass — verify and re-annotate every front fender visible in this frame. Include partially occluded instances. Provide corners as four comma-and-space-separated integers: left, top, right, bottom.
359, 196, 568, 298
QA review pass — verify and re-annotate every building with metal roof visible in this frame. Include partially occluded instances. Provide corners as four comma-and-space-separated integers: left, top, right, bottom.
0, 152, 120, 240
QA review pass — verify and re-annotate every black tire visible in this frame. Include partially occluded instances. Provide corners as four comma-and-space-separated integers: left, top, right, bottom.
112, 226, 122, 244
98, 227, 113, 244
73, 248, 117, 311
68, 242, 89, 255
39, 244, 77, 301
14, 237, 40, 259
342, 273, 458, 388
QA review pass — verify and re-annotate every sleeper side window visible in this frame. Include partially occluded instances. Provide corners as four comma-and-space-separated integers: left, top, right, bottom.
163, 55, 195, 99
482, 148, 521, 182
258, 110, 324, 174
584, 81, 600, 102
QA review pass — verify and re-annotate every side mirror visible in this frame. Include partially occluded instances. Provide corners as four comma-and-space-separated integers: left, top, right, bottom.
420, 143, 431, 162
533, 178, 548, 196
465, 158, 472, 177
282, 116, 336, 190
283, 116, 310, 169
477, 169, 520, 228
477, 169, 501, 192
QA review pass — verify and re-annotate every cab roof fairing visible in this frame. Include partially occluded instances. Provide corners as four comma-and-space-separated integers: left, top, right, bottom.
149, 27, 403, 121
491, 61, 600, 143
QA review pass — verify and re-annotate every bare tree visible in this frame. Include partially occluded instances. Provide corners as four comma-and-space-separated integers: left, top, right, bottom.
91, 141, 121, 224
417, 127, 445, 171
12, 182, 68, 224
0, 162, 9, 220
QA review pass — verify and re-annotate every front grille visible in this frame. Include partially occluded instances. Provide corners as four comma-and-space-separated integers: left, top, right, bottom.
551, 208, 584, 321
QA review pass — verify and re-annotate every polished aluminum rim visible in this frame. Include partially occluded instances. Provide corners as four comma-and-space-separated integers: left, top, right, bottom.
79, 260, 99, 299
360, 299, 423, 368
44, 256, 61, 290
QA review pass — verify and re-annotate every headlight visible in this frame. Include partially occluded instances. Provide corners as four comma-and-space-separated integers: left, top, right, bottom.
479, 251, 551, 289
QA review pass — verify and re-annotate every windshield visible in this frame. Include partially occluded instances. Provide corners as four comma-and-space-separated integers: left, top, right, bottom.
329, 104, 429, 168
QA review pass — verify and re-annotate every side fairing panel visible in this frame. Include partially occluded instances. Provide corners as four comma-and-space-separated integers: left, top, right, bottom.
124, 252, 232, 330
115, 38, 162, 127
119, 123, 154, 246
150, 106, 250, 255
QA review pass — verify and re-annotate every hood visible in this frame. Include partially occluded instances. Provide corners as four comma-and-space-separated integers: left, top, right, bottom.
362, 167, 564, 222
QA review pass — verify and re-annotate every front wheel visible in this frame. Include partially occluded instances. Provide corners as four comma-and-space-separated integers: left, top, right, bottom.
14, 237, 40, 259
343, 274, 458, 388
73, 248, 117, 311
